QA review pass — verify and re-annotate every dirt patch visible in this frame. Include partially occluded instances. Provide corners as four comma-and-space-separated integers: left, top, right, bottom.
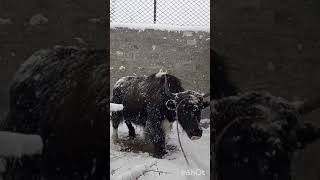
117, 135, 179, 156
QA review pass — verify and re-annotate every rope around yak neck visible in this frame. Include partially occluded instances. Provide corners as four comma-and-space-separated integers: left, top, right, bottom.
163, 72, 192, 166
173, 97, 191, 166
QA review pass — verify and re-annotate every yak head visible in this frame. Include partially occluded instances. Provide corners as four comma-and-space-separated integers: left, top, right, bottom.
163, 75, 210, 140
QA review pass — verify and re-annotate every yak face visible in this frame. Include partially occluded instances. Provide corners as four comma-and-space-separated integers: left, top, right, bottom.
166, 90, 209, 140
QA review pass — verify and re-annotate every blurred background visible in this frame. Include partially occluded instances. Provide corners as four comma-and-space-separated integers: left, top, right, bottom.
0, 0, 106, 123
214, 0, 320, 179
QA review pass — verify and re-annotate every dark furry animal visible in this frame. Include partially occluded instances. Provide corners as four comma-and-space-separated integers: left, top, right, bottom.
210, 50, 320, 179
211, 91, 320, 180
111, 71, 210, 158
1, 46, 109, 180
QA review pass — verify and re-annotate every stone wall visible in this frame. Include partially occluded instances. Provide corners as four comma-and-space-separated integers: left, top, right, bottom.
110, 28, 210, 117
110, 28, 210, 92
214, 1, 320, 179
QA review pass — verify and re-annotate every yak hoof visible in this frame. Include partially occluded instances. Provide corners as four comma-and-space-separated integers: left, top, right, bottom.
153, 150, 167, 159
112, 136, 119, 144
128, 132, 136, 139
112, 128, 119, 144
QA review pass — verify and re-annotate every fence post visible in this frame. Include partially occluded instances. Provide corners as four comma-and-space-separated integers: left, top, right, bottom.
154, 0, 157, 24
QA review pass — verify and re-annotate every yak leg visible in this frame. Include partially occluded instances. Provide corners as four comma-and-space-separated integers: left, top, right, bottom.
153, 139, 167, 158
144, 109, 167, 158
125, 121, 136, 138
144, 126, 166, 158
111, 111, 122, 144
112, 128, 119, 144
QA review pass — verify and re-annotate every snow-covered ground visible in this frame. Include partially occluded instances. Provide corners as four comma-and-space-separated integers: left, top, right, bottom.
110, 23, 210, 32
110, 120, 210, 180
0, 131, 43, 157
0, 131, 43, 179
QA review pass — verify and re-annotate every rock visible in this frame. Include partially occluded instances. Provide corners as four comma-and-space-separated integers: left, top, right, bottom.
29, 14, 48, 26
0, 18, 12, 25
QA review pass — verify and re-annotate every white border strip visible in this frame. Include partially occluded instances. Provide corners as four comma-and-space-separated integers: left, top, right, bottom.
110, 22, 210, 33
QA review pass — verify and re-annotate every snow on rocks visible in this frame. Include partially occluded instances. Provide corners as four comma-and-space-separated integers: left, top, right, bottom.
0, 18, 12, 25
0, 131, 43, 157
152, 45, 156, 51
119, 66, 126, 71
155, 69, 167, 78
29, 13, 48, 26
116, 51, 124, 56
111, 23, 210, 33
183, 31, 193, 37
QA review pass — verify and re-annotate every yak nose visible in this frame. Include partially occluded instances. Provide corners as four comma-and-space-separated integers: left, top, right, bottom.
191, 128, 202, 140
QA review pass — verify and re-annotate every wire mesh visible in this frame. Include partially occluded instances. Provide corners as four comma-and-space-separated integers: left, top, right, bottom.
110, 0, 210, 27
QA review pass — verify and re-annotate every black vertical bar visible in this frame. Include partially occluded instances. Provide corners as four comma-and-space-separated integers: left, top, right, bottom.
154, 0, 157, 24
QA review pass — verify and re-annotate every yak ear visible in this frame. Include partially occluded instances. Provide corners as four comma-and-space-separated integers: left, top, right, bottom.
166, 99, 176, 110
202, 101, 210, 109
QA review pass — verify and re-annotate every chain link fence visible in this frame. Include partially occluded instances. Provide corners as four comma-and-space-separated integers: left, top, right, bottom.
110, 0, 210, 27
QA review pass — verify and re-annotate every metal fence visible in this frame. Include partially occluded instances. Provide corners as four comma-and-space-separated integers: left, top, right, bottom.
110, 0, 210, 27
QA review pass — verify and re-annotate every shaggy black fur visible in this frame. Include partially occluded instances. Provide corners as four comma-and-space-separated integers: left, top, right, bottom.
111, 73, 209, 158
2, 46, 109, 180
211, 91, 320, 180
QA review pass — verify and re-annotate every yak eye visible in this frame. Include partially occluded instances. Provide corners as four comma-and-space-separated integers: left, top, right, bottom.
192, 106, 199, 111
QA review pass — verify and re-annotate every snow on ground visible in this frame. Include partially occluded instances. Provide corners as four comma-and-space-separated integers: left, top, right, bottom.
0, 17, 12, 25
110, 119, 210, 180
29, 13, 48, 26
110, 23, 210, 32
0, 131, 43, 157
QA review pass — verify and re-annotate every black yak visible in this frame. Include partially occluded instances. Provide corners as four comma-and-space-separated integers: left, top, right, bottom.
211, 91, 320, 180
110, 70, 210, 158
210, 50, 320, 180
